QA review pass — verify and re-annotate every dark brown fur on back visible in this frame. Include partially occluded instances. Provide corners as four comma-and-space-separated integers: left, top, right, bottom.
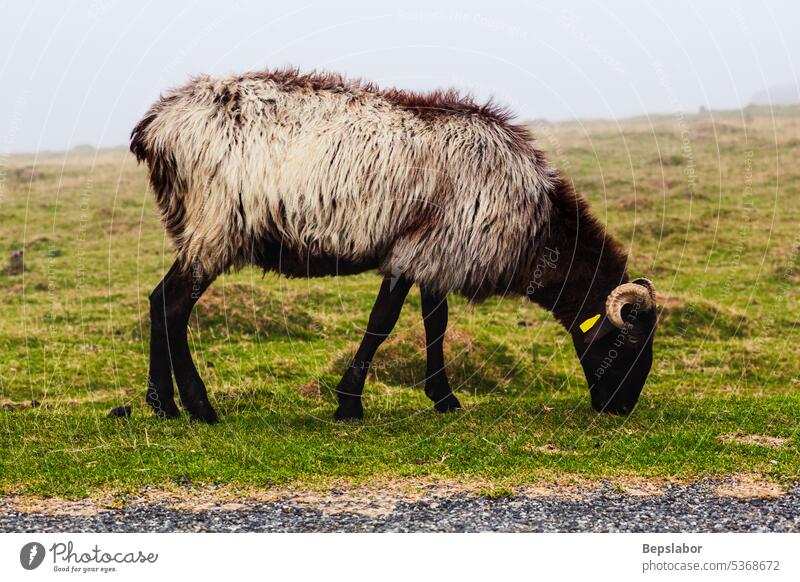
519, 172, 629, 330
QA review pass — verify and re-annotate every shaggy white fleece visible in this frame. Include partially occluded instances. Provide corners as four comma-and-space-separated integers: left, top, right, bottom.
132, 70, 554, 297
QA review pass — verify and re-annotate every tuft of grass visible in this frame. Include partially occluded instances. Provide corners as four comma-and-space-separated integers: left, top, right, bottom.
1, 108, 800, 497
479, 485, 515, 499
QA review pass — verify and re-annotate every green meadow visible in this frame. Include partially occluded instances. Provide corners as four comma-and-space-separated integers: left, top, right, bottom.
1, 107, 798, 497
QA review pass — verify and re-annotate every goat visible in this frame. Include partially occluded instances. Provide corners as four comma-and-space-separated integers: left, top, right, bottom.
131, 68, 658, 423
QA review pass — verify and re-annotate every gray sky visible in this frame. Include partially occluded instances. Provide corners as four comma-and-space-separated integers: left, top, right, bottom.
1, 0, 798, 154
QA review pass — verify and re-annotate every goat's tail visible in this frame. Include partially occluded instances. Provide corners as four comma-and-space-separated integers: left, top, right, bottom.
130, 106, 190, 268
129, 110, 155, 163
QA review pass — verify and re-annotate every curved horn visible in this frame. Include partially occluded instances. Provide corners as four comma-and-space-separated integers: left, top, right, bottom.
631, 278, 656, 302
606, 278, 656, 329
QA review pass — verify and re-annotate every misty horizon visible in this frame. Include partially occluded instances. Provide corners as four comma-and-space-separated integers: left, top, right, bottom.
1, 0, 799, 155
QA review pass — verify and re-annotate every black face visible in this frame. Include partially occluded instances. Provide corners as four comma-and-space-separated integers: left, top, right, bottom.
571, 304, 657, 415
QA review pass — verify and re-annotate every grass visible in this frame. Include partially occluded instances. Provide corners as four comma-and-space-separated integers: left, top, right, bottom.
1, 106, 799, 498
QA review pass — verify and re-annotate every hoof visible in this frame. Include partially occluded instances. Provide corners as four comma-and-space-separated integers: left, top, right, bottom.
146, 390, 180, 419
181, 398, 219, 424
433, 393, 462, 413
334, 400, 364, 421
181, 399, 219, 424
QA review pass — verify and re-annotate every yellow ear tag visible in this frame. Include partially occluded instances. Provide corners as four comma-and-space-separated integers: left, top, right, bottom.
579, 314, 601, 333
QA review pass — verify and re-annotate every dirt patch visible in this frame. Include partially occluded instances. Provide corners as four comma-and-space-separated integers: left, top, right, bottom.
618, 482, 665, 497
713, 474, 784, 499
523, 443, 575, 455
655, 292, 685, 310
718, 433, 788, 448
296, 380, 322, 400
9, 497, 108, 517
4, 474, 788, 515
1, 250, 24, 276
3, 478, 565, 516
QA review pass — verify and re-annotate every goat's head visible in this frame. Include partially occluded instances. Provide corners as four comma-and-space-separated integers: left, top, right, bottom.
570, 278, 657, 415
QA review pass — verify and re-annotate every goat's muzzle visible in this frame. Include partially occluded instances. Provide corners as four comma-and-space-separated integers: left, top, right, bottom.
573, 278, 658, 416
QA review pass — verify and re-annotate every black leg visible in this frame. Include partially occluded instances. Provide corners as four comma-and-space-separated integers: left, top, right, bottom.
420, 289, 461, 413
148, 259, 218, 423
147, 262, 181, 419
334, 274, 412, 420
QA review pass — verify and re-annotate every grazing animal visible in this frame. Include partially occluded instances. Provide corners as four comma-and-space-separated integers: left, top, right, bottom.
131, 68, 658, 423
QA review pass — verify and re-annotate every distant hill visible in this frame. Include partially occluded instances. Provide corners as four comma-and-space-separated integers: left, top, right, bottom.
749, 84, 800, 106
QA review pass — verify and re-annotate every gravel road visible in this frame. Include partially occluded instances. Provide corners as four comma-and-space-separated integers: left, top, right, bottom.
3, 479, 798, 533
